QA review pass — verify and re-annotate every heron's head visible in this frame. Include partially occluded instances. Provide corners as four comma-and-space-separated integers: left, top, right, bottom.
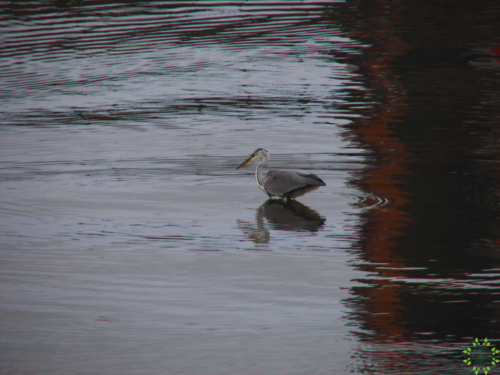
236, 148, 269, 169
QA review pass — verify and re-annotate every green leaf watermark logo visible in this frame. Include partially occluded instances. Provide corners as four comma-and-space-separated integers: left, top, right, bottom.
463, 338, 500, 375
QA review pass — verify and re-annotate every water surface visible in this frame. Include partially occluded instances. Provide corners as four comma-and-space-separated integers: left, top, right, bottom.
1, 1, 500, 374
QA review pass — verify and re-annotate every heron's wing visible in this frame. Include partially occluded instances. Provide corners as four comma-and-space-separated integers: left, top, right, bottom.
264, 170, 325, 197
296, 171, 326, 186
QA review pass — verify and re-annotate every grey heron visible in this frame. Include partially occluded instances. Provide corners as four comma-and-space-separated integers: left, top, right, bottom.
236, 148, 326, 200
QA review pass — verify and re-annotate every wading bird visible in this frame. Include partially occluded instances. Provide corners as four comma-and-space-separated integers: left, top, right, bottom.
236, 148, 326, 200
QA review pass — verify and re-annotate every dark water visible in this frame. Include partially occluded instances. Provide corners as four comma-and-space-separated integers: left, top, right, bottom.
1, 1, 500, 374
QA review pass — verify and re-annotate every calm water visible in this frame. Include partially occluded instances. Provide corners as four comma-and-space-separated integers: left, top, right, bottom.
1, 1, 500, 374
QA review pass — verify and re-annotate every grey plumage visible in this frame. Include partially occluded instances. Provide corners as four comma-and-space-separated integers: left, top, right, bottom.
236, 148, 326, 199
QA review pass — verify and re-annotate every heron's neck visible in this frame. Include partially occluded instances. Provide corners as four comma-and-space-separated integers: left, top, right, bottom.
255, 159, 268, 188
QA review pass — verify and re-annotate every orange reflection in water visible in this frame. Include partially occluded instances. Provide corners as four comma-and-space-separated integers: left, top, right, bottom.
343, 6, 413, 344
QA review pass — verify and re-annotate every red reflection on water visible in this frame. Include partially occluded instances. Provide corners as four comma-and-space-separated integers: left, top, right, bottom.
343, 8, 413, 345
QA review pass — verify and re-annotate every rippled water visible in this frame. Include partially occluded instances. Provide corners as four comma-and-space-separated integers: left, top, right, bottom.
1, 1, 500, 374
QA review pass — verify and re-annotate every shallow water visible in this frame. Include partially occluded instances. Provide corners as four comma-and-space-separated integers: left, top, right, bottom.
1, 1, 500, 374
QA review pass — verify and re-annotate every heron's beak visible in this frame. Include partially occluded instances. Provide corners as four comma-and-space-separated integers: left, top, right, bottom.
236, 155, 257, 169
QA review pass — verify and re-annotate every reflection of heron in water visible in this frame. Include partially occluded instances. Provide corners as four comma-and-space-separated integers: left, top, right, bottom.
260, 199, 326, 232
237, 199, 326, 244
236, 148, 326, 200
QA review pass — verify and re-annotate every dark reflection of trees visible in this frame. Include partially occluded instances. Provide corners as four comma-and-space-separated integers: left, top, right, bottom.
329, 0, 500, 373
237, 199, 325, 245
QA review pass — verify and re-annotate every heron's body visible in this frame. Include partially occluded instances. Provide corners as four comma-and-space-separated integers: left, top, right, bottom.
237, 148, 325, 200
